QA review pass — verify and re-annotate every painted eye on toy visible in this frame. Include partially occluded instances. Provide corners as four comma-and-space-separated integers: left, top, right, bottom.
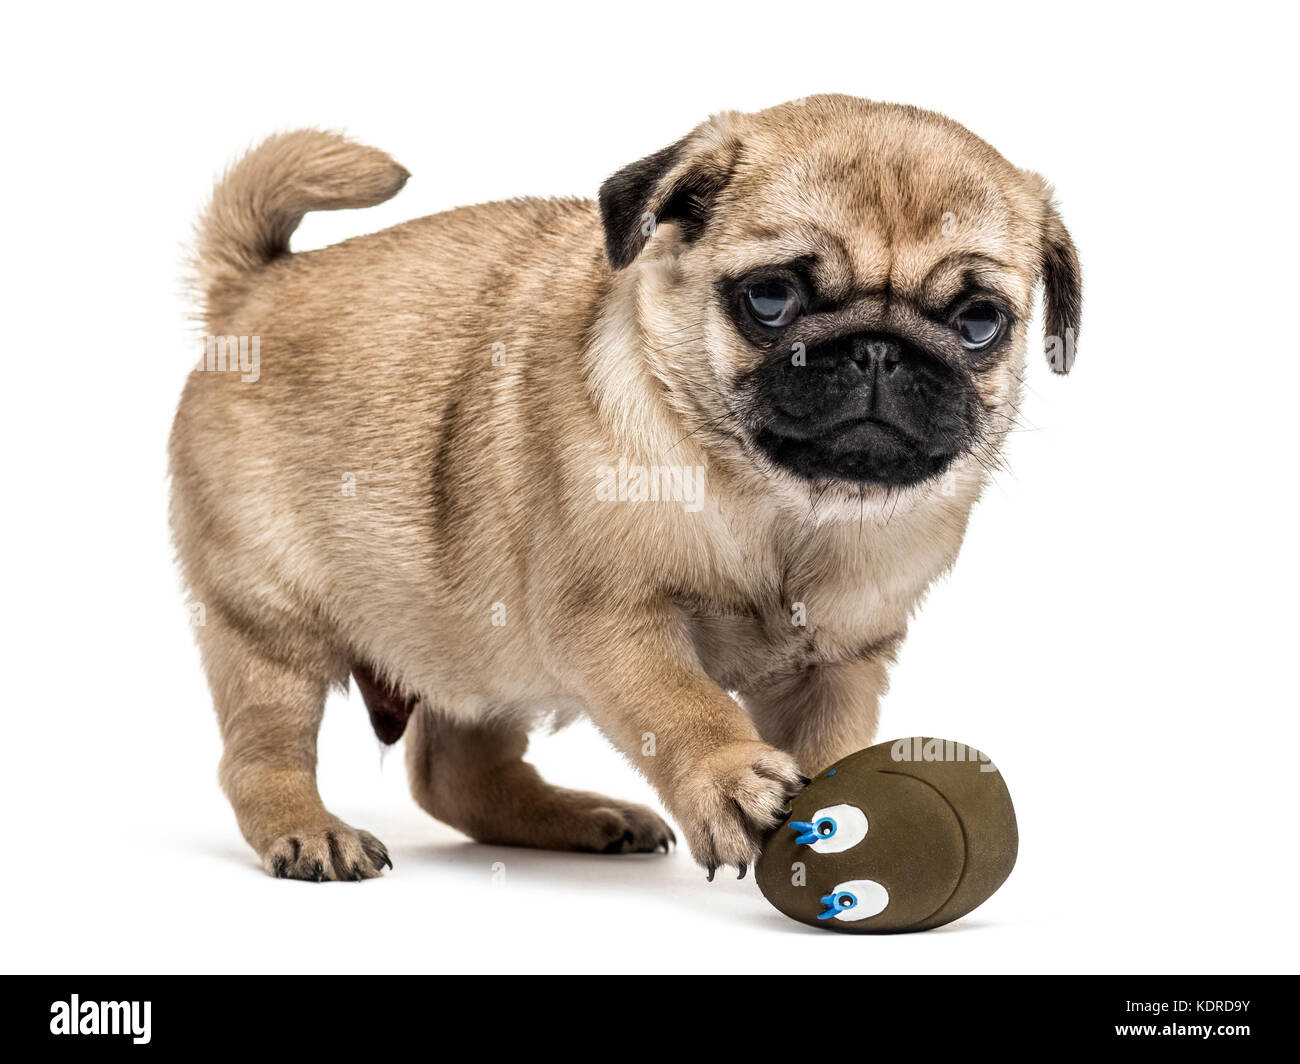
818, 879, 890, 922
788, 803, 868, 853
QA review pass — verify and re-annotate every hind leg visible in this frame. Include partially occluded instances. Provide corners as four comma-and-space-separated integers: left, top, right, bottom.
405, 707, 675, 854
196, 602, 391, 880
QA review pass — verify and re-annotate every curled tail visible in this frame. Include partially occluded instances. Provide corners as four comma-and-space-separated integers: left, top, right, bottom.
193, 129, 409, 327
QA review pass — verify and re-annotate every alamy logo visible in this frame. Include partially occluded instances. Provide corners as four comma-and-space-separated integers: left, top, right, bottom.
50, 995, 151, 1044
595, 458, 706, 513
195, 335, 260, 382
891, 736, 998, 773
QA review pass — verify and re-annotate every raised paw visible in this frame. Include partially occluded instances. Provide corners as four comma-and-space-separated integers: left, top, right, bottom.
671, 742, 807, 879
261, 820, 391, 882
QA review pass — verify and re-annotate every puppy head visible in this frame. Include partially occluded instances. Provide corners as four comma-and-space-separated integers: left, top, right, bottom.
599, 96, 1080, 507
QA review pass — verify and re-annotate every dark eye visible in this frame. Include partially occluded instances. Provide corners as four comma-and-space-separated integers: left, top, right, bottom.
952, 301, 1004, 349
745, 281, 801, 328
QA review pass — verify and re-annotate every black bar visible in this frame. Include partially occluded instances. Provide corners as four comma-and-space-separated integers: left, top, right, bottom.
4, 975, 1290, 1050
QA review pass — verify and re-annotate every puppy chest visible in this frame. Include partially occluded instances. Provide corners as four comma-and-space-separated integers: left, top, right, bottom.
679, 596, 889, 692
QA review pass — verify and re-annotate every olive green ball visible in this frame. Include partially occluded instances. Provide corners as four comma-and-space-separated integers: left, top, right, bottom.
756, 737, 1018, 933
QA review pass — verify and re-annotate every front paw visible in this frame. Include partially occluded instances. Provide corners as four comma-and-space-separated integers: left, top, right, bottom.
671, 742, 807, 880
260, 818, 391, 881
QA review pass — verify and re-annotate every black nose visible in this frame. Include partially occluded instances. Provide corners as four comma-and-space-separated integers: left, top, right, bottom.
761, 331, 943, 430
754, 329, 967, 450
845, 335, 952, 445
775, 332, 949, 444
850, 335, 903, 370
751, 329, 970, 484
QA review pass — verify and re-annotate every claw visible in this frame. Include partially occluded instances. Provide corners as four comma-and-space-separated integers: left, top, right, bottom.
312, 861, 324, 882
706, 862, 717, 882
737, 861, 747, 880
797, 775, 813, 787
272, 856, 288, 879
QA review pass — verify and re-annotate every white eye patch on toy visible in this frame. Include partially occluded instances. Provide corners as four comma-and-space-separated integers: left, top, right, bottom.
788, 802, 869, 853
818, 879, 891, 922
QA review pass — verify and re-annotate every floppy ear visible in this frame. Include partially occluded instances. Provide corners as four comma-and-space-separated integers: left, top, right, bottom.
1028, 177, 1082, 374
598, 117, 739, 270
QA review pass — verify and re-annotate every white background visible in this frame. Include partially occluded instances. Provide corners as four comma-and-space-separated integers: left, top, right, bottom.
2, 1, 1296, 974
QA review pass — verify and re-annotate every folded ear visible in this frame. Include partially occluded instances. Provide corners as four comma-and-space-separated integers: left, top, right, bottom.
1025, 173, 1082, 374
598, 115, 739, 270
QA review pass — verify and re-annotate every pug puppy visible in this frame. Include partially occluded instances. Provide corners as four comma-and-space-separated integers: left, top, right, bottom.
170, 95, 1079, 882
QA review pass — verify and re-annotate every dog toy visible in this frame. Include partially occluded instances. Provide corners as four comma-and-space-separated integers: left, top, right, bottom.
756, 737, 1017, 933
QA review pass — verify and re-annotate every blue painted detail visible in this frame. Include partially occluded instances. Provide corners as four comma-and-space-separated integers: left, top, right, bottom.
818, 890, 859, 920
789, 820, 820, 844
790, 816, 837, 845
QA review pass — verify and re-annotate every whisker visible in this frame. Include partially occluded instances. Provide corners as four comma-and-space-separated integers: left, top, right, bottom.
659, 319, 706, 337
649, 335, 705, 355
669, 408, 746, 451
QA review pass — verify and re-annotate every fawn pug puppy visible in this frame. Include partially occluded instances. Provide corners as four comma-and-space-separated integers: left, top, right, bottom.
171, 95, 1079, 881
